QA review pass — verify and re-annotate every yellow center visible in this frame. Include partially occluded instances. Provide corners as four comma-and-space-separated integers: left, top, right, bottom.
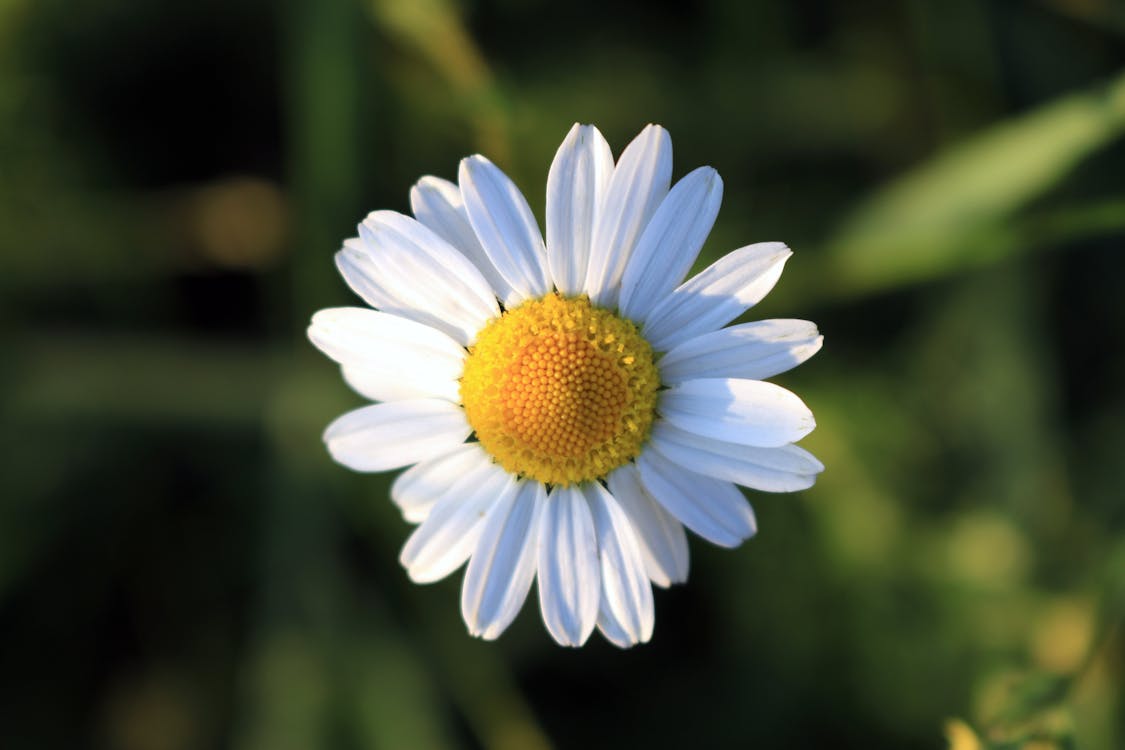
460, 293, 659, 486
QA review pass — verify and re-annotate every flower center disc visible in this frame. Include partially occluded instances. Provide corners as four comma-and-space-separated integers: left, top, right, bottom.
460, 293, 659, 486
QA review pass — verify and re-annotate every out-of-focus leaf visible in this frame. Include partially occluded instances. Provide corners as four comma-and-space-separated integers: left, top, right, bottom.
945, 718, 983, 750
821, 70, 1125, 297
971, 670, 1077, 750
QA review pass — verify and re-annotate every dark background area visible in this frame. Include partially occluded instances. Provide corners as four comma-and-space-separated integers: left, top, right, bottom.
1, 0, 1124, 748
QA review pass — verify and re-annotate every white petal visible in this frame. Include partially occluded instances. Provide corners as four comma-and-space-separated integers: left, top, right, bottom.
585, 124, 673, 309
585, 482, 654, 647
461, 480, 546, 640
357, 211, 500, 346
337, 238, 482, 346
636, 451, 757, 548
323, 399, 471, 473
391, 443, 491, 523
546, 123, 614, 296
459, 155, 550, 306
642, 242, 792, 351
399, 460, 516, 584
659, 377, 815, 448
650, 422, 822, 493
339, 365, 455, 404
653, 422, 823, 474
606, 463, 689, 587
308, 308, 465, 403
335, 238, 403, 311
659, 319, 822, 384
595, 602, 633, 649
537, 485, 599, 647
409, 175, 516, 302
618, 166, 723, 321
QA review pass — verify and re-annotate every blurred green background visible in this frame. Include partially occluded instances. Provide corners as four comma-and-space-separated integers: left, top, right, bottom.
2, 0, 1124, 748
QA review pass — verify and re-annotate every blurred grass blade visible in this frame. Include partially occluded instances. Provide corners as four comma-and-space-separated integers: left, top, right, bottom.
368, 0, 510, 161
822, 69, 1125, 297
347, 629, 459, 750
369, 0, 488, 91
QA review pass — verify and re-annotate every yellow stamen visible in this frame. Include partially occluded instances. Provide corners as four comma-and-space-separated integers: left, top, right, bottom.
460, 293, 659, 486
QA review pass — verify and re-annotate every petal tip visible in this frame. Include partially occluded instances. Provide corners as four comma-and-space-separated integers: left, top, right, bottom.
413, 174, 447, 190
460, 154, 492, 173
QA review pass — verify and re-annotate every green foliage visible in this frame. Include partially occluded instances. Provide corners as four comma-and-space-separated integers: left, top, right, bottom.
822, 70, 1125, 298
1, 1, 1123, 749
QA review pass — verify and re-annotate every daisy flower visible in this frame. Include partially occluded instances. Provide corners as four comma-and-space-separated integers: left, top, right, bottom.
309, 124, 824, 648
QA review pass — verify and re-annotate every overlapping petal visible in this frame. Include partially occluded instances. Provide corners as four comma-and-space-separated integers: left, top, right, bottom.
335, 238, 404, 312
636, 451, 758, 548
459, 155, 551, 306
391, 443, 492, 523
400, 459, 516, 583
308, 307, 465, 403
537, 485, 600, 647
585, 124, 672, 309
642, 242, 792, 351
659, 319, 823, 383
606, 463, 690, 587
462, 480, 546, 639
586, 482, 654, 647
546, 123, 614, 296
410, 175, 516, 303
354, 211, 500, 345
618, 166, 723, 321
659, 377, 815, 448
650, 422, 823, 492
323, 399, 472, 473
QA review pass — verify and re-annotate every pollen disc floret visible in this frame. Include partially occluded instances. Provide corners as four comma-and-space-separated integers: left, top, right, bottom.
460, 293, 659, 486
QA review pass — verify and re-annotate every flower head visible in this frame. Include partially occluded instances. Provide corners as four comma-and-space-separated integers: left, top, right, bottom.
309, 123, 824, 647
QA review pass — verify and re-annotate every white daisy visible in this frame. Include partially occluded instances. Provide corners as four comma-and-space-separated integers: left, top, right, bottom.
309, 123, 824, 648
